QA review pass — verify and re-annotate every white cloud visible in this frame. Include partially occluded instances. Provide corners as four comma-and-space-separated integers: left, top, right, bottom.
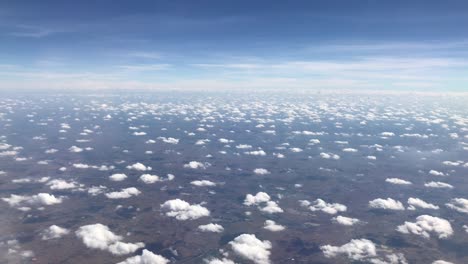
204, 258, 235, 264
69, 146, 83, 153
127, 163, 152, 171
139, 174, 161, 184
105, 187, 141, 199
75, 224, 144, 255
385, 178, 412, 185
301, 199, 347, 215
40, 225, 70, 240
229, 234, 271, 264
432, 261, 454, 264
253, 168, 270, 175
424, 181, 453, 189
184, 161, 206, 169
396, 215, 453, 239
342, 148, 358, 152
321, 239, 376, 261
332, 215, 360, 226
2, 193, 63, 207
369, 198, 405, 210
161, 199, 210, 220
88, 185, 107, 196
46, 179, 80, 190
320, 152, 340, 160
198, 223, 224, 233
157, 136, 179, 144
109, 173, 127, 181
245, 150, 267, 156
244, 192, 271, 206
263, 220, 285, 231
118, 249, 170, 264
407, 198, 439, 210
446, 198, 468, 213
429, 170, 445, 176
191, 180, 216, 187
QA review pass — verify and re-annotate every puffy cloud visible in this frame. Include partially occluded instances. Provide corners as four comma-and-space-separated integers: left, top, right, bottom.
245, 150, 267, 156
424, 181, 454, 189
198, 223, 224, 233
432, 261, 454, 264
332, 215, 360, 226
369, 198, 405, 210
133, 131, 147, 136
290, 147, 303, 152
69, 146, 83, 153
118, 249, 169, 264
218, 138, 233, 143
429, 170, 445, 176
229, 234, 271, 264
385, 178, 412, 185
407, 198, 439, 210
396, 215, 453, 239
236, 144, 252, 149
75, 224, 144, 255
321, 237, 408, 263
157, 136, 179, 144
105, 187, 141, 199
253, 168, 270, 175
47, 179, 80, 190
320, 152, 340, 160
204, 258, 235, 264
381, 132, 395, 137
301, 199, 347, 215
2, 193, 63, 207
321, 239, 376, 261
88, 185, 107, 196
40, 225, 70, 240
139, 174, 161, 184
342, 148, 358, 152
191, 180, 216, 187
244, 192, 283, 214
244, 192, 271, 206
445, 198, 468, 213
263, 220, 285, 231
109, 173, 127, 181
127, 163, 152, 171
161, 199, 210, 220
184, 161, 206, 169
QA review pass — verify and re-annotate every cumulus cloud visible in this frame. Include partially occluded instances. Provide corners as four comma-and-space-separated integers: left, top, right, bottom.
184, 161, 206, 169
245, 150, 267, 156
244, 192, 283, 214
127, 163, 152, 171
342, 148, 358, 152
432, 261, 454, 264
204, 258, 235, 264
429, 170, 445, 176
407, 198, 439, 210
191, 180, 216, 187
76, 224, 144, 255
263, 220, 285, 231
118, 249, 170, 264
320, 152, 340, 160
105, 187, 141, 199
40, 225, 70, 240
229, 234, 271, 264
139, 174, 161, 184
253, 168, 270, 175
47, 179, 80, 190
2, 193, 63, 208
301, 199, 347, 215
109, 173, 127, 181
332, 215, 360, 226
445, 198, 468, 213
161, 199, 210, 220
198, 223, 224, 233
369, 198, 405, 210
385, 178, 412, 185
396, 215, 453, 239
157, 136, 179, 144
320, 238, 407, 263
424, 181, 454, 189
69, 146, 83, 153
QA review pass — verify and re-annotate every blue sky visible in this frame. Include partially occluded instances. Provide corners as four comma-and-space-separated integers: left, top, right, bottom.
1, 0, 467, 92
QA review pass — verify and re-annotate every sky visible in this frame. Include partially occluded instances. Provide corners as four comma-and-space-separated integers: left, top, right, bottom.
0, 0, 468, 92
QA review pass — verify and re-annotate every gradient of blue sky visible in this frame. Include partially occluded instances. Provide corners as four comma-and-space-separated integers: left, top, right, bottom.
1, 0, 467, 92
